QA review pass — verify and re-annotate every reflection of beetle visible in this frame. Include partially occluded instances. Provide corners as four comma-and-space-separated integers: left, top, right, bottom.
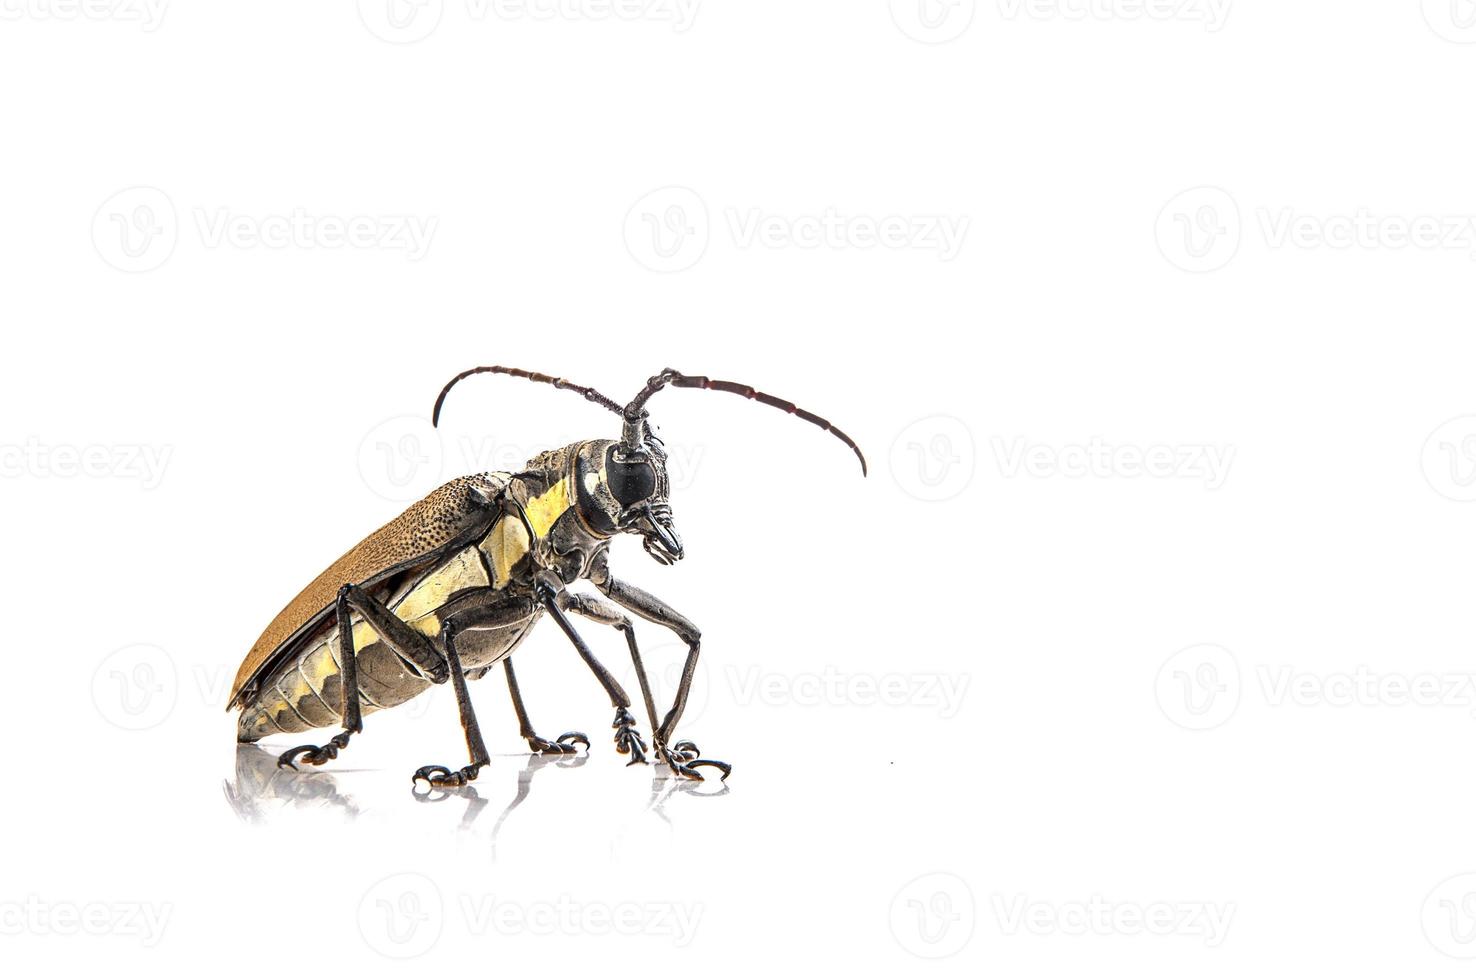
229, 367, 866, 786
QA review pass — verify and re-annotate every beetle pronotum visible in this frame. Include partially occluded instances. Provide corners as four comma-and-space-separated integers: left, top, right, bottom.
229, 367, 865, 786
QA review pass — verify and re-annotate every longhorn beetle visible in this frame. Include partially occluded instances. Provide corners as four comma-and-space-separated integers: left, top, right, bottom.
229, 367, 866, 786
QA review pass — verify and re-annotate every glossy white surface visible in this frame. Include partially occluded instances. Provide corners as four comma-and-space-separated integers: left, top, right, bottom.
6, 4, 1476, 976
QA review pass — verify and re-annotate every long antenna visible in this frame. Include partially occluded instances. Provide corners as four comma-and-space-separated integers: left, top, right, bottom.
432, 365, 624, 426
623, 368, 868, 476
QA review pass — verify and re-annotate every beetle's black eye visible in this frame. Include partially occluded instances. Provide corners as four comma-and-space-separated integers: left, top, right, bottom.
607, 455, 657, 507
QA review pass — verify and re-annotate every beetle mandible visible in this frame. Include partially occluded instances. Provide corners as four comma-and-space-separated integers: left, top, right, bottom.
229, 366, 866, 786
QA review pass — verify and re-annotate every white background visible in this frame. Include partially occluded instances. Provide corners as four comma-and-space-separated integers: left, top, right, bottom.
5, 0, 1476, 975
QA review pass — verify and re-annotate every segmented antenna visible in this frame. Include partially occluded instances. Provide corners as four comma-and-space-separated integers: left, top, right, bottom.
624, 368, 868, 476
432, 366, 624, 426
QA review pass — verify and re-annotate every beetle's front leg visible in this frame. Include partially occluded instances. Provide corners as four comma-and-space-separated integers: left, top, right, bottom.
589, 554, 730, 781
533, 572, 648, 766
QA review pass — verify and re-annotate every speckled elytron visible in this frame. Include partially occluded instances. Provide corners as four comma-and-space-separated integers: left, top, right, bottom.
229, 367, 866, 787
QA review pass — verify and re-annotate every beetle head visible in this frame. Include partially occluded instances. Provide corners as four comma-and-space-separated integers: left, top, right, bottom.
573, 431, 682, 565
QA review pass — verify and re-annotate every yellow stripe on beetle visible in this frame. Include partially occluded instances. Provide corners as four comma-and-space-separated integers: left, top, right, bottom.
524, 476, 572, 539
478, 478, 571, 589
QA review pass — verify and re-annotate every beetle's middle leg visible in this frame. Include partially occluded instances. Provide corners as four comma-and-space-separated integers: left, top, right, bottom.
502, 657, 591, 756
278, 583, 448, 771
411, 591, 538, 789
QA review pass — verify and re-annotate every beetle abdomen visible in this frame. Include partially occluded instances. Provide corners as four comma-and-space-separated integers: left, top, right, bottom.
236, 544, 495, 742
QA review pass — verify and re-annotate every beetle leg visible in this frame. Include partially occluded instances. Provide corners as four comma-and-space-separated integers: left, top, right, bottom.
502, 657, 589, 756
534, 573, 648, 766
411, 593, 537, 789
278, 582, 449, 771
556, 589, 662, 749
590, 562, 730, 781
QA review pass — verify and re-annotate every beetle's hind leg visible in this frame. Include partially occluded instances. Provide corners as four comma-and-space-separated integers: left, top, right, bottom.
410, 629, 488, 788
502, 657, 589, 756
278, 583, 448, 772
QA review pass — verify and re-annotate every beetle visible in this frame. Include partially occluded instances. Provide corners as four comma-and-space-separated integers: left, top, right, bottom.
229, 366, 866, 787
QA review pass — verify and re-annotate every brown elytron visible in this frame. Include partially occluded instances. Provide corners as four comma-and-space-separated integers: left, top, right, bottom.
231, 367, 865, 787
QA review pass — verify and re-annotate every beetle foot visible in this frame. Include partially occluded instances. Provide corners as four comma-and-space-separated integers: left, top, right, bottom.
666, 739, 701, 764
612, 708, 648, 766
277, 731, 352, 770
526, 731, 589, 755
412, 763, 482, 788
658, 741, 730, 781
